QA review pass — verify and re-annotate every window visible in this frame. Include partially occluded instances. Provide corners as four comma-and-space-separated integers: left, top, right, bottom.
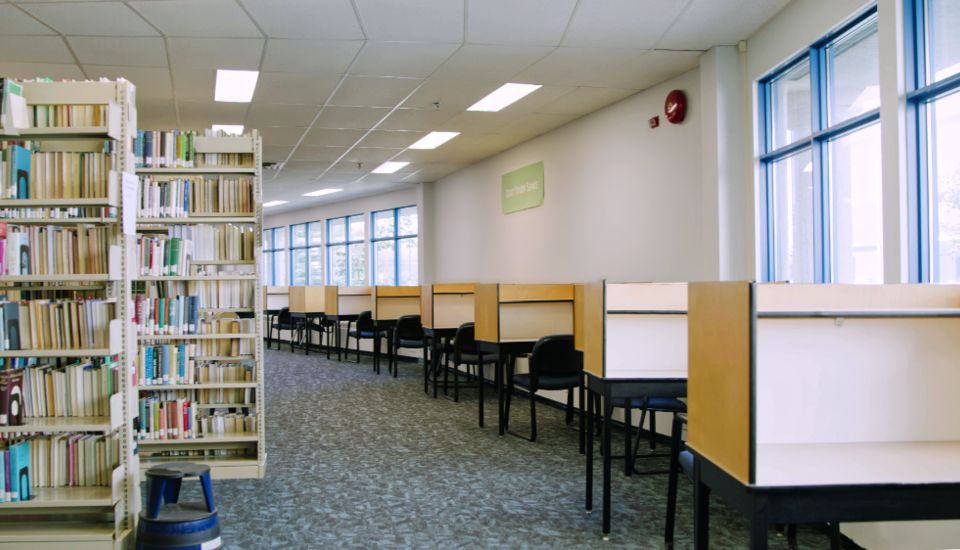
759, 8, 882, 284
327, 214, 365, 286
906, 0, 960, 281
289, 221, 323, 285
371, 206, 418, 286
262, 227, 287, 286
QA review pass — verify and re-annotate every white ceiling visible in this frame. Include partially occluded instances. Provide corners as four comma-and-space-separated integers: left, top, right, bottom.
0, 0, 792, 214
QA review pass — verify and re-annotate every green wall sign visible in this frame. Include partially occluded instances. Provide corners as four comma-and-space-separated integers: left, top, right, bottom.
501, 161, 544, 214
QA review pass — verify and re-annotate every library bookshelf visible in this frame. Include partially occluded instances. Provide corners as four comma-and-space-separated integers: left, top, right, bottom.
133, 130, 266, 483
0, 80, 137, 549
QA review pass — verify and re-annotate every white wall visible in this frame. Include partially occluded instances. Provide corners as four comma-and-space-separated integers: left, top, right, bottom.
431, 68, 704, 285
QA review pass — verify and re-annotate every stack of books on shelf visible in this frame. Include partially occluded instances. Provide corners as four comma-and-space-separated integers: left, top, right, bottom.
141, 385, 256, 407
139, 176, 253, 217
9, 432, 120, 489
137, 279, 254, 309
0, 299, 114, 351
0, 439, 31, 502
29, 104, 109, 129
135, 128, 254, 169
21, 359, 120, 419
137, 398, 255, 441
2, 222, 112, 276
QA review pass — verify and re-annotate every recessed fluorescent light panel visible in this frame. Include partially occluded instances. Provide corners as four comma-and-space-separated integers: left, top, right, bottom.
212, 125, 244, 135
467, 83, 542, 112
372, 161, 410, 174
302, 189, 343, 197
263, 200, 288, 207
409, 132, 459, 149
215, 70, 259, 103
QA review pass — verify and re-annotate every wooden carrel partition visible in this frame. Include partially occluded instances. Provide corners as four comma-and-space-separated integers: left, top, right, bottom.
288, 286, 327, 314
325, 286, 373, 316
474, 284, 576, 343
263, 286, 289, 310
421, 284, 476, 329
371, 286, 421, 321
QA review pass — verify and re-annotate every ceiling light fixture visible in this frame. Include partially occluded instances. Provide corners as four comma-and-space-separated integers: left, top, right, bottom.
215, 69, 259, 103
263, 200, 288, 207
212, 124, 244, 135
372, 161, 410, 174
409, 131, 459, 150
467, 83, 542, 112
302, 189, 344, 197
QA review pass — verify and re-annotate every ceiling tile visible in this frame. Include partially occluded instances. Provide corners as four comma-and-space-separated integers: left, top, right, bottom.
356, 130, 425, 149
394, 148, 497, 165
350, 41, 460, 78
257, 126, 308, 146
430, 44, 554, 81
69, 36, 167, 67
290, 146, 349, 162
329, 76, 423, 108
168, 37, 263, 70
0, 62, 84, 80
400, 78, 502, 112
376, 108, 457, 132
403, 163, 468, 179
656, 0, 792, 50
468, 0, 577, 46
130, 0, 262, 38
496, 84, 577, 113
316, 106, 391, 130
0, 36, 74, 64
241, 0, 363, 39
343, 148, 403, 164
355, 0, 463, 42
262, 145, 294, 162
319, 168, 366, 179
85, 65, 172, 100
563, 0, 691, 49
494, 112, 581, 135
267, 170, 316, 182
136, 98, 178, 129
21, 2, 159, 36
587, 49, 701, 89
253, 73, 341, 105
467, 133, 538, 151
0, 5, 57, 35
177, 100, 248, 129
171, 68, 215, 102
360, 173, 413, 183
433, 111, 517, 134
245, 103, 321, 127
300, 128, 368, 147
284, 160, 333, 172
262, 40, 363, 74
513, 47, 645, 86
534, 86, 637, 115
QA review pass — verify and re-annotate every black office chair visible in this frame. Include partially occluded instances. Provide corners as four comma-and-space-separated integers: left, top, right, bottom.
390, 315, 424, 378
663, 415, 840, 550
346, 311, 384, 368
612, 396, 687, 476
269, 307, 298, 352
448, 322, 498, 402
297, 314, 331, 357
504, 334, 580, 442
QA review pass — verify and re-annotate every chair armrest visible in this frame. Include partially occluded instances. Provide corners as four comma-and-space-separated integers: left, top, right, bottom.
676, 413, 687, 425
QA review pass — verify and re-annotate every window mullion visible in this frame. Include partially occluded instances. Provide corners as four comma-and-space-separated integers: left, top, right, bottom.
809, 47, 829, 283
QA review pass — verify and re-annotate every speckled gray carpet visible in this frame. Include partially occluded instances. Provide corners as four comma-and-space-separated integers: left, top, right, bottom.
151, 347, 848, 549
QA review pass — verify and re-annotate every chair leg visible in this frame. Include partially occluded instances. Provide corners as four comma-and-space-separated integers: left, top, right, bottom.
530, 391, 537, 442
624, 407, 633, 477
665, 416, 684, 549
453, 360, 460, 403
650, 411, 657, 450
829, 522, 841, 550
787, 524, 798, 550
566, 388, 574, 424
579, 382, 586, 455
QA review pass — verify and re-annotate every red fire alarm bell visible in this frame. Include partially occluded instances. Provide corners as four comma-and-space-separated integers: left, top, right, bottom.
665, 90, 686, 124
649, 116, 660, 129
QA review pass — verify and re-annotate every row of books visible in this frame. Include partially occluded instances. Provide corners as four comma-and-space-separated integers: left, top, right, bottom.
31, 104, 108, 129
0, 79, 24, 130
137, 235, 195, 277
0, 299, 114, 351
0, 440, 29, 502
137, 387, 256, 407
7, 432, 120, 492
1, 145, 115, 200
137, 399, 255, 441
139, 319, 256, 357
23, 360, 119, 420
1, 223, 112, 276
138, 176, 254, 216
139, 280, 255, 309
141, 448, 254, 460
0, 206, 117, 220
134, 296, 202, 336
134, 128, 254, 169
137, 360, 254, 387
163, 224, 256, 263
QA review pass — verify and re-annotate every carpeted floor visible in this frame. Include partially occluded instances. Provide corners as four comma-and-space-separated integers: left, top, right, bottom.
155, 348, 847, 549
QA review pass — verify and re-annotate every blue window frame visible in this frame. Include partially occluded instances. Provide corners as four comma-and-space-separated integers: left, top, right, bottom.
759, 6, 883, 284
905, 0, 960, 282
289, 221, 323, 285
326, 214, 365, 286
262, 227, 286, 286
371, 206, 418, 286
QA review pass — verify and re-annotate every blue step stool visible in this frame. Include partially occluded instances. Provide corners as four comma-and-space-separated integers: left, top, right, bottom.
137, 463, 222, 550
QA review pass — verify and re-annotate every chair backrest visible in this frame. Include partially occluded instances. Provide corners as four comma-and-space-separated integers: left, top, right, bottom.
528, 334, 579, 392
395, 315, 423, 341
277, 307, 291, 324
356, 310, 374, 331
453, 322, 477, 362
